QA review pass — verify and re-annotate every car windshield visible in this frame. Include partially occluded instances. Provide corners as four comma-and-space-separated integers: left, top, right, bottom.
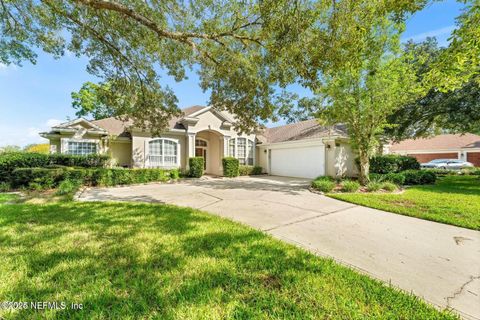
429, 159, 449, 163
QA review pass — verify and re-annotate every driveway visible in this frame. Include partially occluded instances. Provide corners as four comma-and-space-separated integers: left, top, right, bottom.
78, 175, 480, 319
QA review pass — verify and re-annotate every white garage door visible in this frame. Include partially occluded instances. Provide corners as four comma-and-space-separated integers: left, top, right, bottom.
270, 145, 325, 178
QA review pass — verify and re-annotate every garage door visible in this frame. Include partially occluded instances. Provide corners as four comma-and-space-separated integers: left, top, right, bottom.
270, 145, 325, 178
408, 153, 458, 163
467, 152, 480, 167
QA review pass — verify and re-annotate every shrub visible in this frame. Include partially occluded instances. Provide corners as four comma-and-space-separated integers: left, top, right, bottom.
188, 157, 204, 178
11, 167, 66, 189
381, 182, 397, 192
370, 155, 420, 174
403, 170, 436, 185
56, 179, 82, 195
10, 167, 177, 189
222, 157, 239, 177
369, 172, 405, 185
311, 179, 336, 193
366, 181, 382, 192
170, 168, 180, 180
251, 166, 263, 175
0, 152, 109, 183
238, 165, 252, 176
0, 182, 11, 192
341, 180, 360, 192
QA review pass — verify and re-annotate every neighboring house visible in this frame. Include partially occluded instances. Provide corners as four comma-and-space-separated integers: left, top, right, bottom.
40, 106, 358, 178
388, 133, 480, 166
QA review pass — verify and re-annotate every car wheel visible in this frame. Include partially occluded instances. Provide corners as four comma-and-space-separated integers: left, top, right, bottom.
441, 166, 447, 170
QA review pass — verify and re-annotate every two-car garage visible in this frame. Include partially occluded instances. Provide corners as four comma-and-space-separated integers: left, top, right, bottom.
269, 145, 326, 179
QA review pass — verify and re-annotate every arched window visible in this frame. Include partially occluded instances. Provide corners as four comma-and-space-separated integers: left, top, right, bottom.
148, 138, 178, 167
229, 138, 254, 165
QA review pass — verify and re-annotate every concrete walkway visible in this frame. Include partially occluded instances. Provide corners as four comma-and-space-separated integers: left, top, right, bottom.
78, 175, 480, 319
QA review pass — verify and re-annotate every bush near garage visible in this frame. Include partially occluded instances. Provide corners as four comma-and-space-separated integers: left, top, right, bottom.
340, 180, 361, 192
369, 155, 420, 174
10, 167, 179, 190
369, 172, 405, 185
222, 157, 239, 177
311, 176, 336, 193
238, 165, 263, 176
402, 169, 436, 185
188, 157, 204, 178
369, 170, 435, 186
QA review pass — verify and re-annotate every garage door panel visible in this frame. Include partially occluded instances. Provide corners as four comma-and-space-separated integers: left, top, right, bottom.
270, 145, 325, 178
467, 152, 480, 167
408, 153, 458, 163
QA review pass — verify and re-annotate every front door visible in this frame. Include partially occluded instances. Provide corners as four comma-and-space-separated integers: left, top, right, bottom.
195, 147, 207, 170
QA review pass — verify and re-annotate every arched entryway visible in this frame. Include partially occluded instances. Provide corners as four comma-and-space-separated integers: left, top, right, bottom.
195, 130, 224, 175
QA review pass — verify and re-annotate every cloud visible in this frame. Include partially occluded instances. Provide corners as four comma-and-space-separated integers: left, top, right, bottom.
46, 118, 64, 127
404, 25, 455, 43
0, 118, 66, 147
0, 63, 17, 74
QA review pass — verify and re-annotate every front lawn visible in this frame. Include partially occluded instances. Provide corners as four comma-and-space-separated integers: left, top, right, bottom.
329, 175, 480, 230
0, 200, 455, 319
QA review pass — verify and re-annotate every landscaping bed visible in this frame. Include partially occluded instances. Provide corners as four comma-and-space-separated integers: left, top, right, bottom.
329, 175, 480, 230
0, 199, 456, 319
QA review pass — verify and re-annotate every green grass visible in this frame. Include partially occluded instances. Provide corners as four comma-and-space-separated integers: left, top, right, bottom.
0, 193, 19, 204
329, 175, 480, 230
0, 201, 456, 319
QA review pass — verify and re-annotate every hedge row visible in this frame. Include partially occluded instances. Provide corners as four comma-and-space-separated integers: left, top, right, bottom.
369, 169, 436, 185
0, 152, 109, 180
11, 167, 179, 190
369, 155, 420, 174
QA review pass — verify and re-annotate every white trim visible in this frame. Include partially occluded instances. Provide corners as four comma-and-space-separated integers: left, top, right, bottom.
53, 118, 108, 133
258, 137, 327, 150
146, 137, 181, 168
60, 137, 100, 154
391, 148, 480, 154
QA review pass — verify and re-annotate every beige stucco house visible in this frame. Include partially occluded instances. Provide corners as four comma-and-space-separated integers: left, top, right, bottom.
40, 106, 358, 178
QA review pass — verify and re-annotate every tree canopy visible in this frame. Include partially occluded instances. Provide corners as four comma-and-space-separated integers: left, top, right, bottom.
387, 38, 480, 140
1, 0, 273, 133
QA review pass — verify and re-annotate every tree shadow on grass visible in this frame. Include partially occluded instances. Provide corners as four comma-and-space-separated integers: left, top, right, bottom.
0, 202, 455, 320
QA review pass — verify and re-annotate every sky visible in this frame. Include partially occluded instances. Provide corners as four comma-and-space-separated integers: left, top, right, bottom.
0, 0, 465, 147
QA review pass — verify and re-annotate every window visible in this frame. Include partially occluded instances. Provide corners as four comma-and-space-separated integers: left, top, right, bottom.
237, 138, 246, 165
247, 140, 254, 165
195, 139, 207, 147
229, 137, 254, 165
67, 141, 97, 155
148, 139, 178, 167
229, 139, 235, 157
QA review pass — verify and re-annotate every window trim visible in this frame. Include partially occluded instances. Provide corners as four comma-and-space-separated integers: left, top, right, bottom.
229, 137, 255, 165
146, 137, 180, 168
61, 138, 100, 155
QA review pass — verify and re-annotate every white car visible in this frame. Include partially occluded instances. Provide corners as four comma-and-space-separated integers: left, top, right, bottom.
421, 159, 474, 170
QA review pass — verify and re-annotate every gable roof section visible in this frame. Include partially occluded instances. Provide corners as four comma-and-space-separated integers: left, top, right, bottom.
390, 133, 480, 152
53, 118, 108, 133
259, 120, 348, 144
89, 105, 208, 136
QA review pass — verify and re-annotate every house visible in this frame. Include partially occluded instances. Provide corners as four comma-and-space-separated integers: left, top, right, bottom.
40, 106, 358, 179
388, 133, 480, 166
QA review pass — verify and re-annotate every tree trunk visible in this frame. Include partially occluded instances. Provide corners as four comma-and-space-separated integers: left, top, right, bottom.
358, 150, 370, 185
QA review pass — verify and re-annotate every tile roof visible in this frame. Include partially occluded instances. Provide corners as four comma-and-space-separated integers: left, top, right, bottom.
258, 119, 348, 144
390, 133, 480, 151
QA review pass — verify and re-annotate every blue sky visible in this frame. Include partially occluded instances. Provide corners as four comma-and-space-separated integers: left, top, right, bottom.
0, 0, 464, 147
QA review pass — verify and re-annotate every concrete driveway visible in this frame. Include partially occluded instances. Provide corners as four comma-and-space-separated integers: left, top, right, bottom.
78, 175, 480, 319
